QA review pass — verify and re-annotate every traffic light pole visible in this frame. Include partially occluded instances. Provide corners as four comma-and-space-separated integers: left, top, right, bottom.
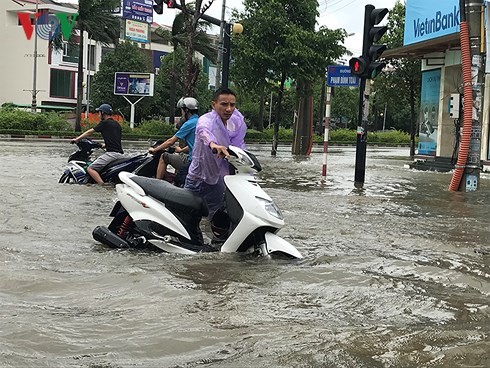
354, 77, 370, 188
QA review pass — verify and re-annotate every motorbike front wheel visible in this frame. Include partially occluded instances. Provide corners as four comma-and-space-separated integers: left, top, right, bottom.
59, 172, 73, 183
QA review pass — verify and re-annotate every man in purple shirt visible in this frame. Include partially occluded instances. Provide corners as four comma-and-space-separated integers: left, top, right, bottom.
184, 88, 246, 218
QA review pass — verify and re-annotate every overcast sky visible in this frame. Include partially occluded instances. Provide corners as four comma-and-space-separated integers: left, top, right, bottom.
63, 0, 402, 59
153, 0, 401, 59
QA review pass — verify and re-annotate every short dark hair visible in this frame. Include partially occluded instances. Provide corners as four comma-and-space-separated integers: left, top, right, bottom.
212, 87, 236, 102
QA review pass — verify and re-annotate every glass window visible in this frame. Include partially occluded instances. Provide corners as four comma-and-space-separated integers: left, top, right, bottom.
62, 43, 79, 64
50, 69, 75, 98
88, 44, 96, 70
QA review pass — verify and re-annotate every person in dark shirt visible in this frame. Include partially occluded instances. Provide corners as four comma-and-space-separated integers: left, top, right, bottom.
72, 103, 125, 184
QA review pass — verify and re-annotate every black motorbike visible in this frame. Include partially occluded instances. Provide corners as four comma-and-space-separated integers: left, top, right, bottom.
59, 138, 163, 184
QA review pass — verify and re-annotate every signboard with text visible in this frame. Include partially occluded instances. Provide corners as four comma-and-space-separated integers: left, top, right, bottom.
326, 65, 360, 87
114, 72, 155, 97
125, 19, 149, 43
122, 0, 153, 24
404, 0, 459, 45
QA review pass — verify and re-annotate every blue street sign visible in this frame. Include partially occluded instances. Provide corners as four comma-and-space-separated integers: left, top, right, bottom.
122, 0, 153, 24
327, 65, 360, 87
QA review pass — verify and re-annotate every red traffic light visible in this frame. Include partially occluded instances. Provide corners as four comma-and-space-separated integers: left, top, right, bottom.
349, 57, 367, 76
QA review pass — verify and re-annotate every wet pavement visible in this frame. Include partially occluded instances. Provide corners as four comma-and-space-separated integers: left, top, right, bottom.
0, 139, 489, 367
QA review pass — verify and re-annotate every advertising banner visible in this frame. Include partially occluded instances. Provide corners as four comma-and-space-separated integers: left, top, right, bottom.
114, 72, 154, 97
418, 69, 441, 156
125, 19, 149, 43
404, 0, 460, 45
122, 0, 153, 24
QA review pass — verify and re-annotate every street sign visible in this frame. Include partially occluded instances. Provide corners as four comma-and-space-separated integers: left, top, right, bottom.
122, 0, 153, 24
327, 65, 360, 87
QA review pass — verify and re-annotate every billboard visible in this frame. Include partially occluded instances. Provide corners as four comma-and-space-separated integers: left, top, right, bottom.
125, 19, 149, 43
114, 72, 154, 96
404, 0, 460, 46
122, 0, 153, 24
418, 69, 441, 156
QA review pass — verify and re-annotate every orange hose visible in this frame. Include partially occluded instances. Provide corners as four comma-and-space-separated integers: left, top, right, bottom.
449, 20, 472, 191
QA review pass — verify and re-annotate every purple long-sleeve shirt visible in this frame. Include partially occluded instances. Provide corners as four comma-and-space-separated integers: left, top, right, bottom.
186, 109, 246, 185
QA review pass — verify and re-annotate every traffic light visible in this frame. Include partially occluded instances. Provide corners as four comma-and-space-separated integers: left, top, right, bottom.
349, 5, 388, 79
165, 0, 175, 8
153, 0, 164, 14
349, 56, 367, 76
364, 5, 388, 79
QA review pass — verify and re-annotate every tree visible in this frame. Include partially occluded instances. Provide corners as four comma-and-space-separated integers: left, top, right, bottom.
375, 0, 421, 156
154, 48, 213, 118
90, 42, 153, 122
74, 0, 120, 131
232, 0, 346, 155
331, 87, 359, 129
155, 9, 216, 122
159, 0, 217, 97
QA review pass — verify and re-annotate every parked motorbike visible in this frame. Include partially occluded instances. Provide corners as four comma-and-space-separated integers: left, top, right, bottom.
92, 146, 303, 259
58, 138, 163, 184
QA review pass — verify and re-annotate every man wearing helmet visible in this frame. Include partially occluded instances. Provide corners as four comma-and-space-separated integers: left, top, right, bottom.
184, 87, 247, 219
149, 97, 199, 185
71, 103, 125, 184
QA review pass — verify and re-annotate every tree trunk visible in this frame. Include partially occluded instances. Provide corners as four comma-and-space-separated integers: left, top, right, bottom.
75, 25, 84, 132
257, 85, 265, 131
318, 78, 326, 135
292, 78, 313, 156
271, 74, 286, 156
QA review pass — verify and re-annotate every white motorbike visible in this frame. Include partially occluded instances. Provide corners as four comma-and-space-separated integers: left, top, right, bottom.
92, 146, 302, 259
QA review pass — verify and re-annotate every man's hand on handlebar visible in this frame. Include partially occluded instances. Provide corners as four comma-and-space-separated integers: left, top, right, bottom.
210, 142, 229, 159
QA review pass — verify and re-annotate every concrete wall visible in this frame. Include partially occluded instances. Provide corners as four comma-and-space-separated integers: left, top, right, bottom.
437, 64, 462, 158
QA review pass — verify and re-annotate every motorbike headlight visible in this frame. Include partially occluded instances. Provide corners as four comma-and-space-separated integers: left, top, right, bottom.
256, 196, 283, 220
235, 153, 253, 167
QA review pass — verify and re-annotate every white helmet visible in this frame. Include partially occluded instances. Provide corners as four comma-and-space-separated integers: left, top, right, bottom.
177, 97, 199, 110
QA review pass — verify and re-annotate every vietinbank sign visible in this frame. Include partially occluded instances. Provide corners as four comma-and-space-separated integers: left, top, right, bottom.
18, 12, 78, 41
404, 0, 459, 45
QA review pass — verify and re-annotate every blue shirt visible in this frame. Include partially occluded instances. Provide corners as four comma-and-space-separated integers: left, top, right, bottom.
175, 114, 198, 160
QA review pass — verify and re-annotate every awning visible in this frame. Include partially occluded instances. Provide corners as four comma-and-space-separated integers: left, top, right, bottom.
383, 33, 460, 59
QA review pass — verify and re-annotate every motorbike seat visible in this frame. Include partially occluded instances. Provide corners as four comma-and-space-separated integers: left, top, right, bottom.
131, 176, 209, 217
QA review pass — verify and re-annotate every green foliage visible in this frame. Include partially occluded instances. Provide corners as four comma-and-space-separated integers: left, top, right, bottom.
331, 87, 359, 129
137, 120, 176, 136
330, 128, 357, 142
155, 49, 213, 116
90, 41, 154, 122
0, 108, 71, 131
232, 0, 346, 86
373, 0, 421, 133
369, 130, 411, 144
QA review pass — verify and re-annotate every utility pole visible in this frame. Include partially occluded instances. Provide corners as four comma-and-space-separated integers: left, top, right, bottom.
382, 102, 387, 131
31, 0, 39, 113
462, 0, 484, 191
214, 0, 226, 90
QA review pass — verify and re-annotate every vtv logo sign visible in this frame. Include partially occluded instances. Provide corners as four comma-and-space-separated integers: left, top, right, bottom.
18, 12, 78, 41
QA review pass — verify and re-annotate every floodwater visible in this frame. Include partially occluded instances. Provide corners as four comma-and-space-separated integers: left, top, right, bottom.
1, 139, 489, 368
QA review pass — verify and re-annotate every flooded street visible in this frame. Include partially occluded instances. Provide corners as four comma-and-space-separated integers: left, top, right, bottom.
1, 139, 489, 368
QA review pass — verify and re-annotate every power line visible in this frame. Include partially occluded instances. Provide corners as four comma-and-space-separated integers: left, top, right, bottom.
325, 0, 357, 15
